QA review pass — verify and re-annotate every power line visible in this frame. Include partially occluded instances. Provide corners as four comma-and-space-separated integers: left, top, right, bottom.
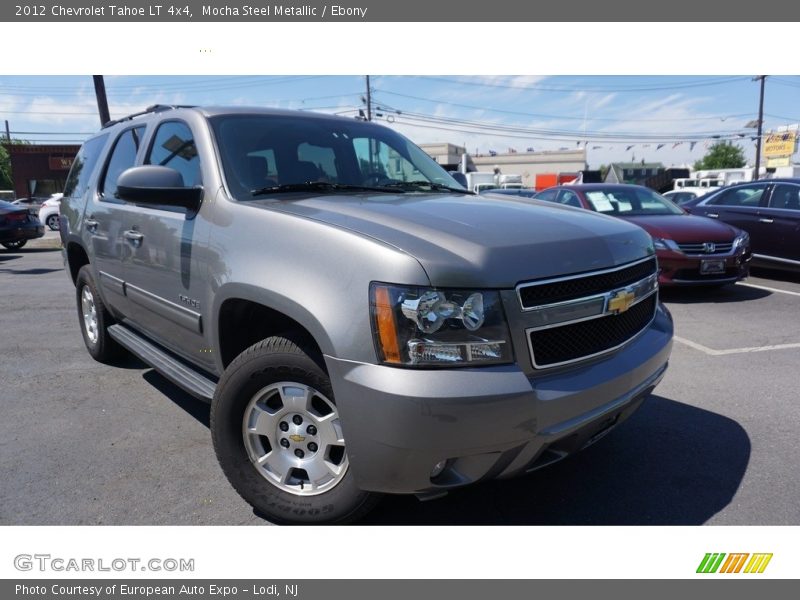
373, 89, 753, 123
397, 75, 752, 93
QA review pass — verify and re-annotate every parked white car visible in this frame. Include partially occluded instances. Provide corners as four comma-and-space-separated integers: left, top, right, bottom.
38, 193, 63, 231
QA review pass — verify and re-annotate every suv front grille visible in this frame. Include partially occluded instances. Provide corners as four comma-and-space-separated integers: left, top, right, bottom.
518, 257, 657, 309
529, 294, 657, 368
676, 242, 733, 254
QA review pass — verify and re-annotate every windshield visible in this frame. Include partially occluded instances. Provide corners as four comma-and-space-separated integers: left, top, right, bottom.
210, 114, 465, 200
584, 188, 684, 216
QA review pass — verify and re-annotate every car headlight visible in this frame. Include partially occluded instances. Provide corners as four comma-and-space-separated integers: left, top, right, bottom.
370, 283, 513, 367
651, 237, 679, 252
733, 231, 750, 250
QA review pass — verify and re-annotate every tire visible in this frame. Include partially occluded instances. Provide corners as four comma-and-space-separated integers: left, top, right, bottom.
211, 336, 379, 524
75, 265, 122, 362
46, 214, 60, 230
1, 239, 27, 250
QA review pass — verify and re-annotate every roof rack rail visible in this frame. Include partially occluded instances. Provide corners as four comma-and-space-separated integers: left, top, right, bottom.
102, 104, 197, 129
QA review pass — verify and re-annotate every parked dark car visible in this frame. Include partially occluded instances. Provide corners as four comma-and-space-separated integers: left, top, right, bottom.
481, 188, 539, 198
0, 199, 45, 250
682, 179, 800, 272
535, 184, 751, 286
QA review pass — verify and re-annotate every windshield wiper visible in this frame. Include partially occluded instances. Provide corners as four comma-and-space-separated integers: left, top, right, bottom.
381, 181, 473, 194
250, 182, 402, 196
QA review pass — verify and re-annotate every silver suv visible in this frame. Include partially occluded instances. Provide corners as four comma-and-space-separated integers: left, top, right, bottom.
61, 105, 673, 523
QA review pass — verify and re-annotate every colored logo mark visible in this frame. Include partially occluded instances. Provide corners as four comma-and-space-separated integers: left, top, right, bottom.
696, 553, 773, 574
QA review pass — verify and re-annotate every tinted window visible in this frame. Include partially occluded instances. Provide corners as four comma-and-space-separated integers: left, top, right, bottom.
63, 135, 108, 198
101, 126, 146, 201
557, 189, 582, 208
146, 121, 201, 186
768, 184, 800, 210
707, 184, 766, 207
535, 189, 558, 202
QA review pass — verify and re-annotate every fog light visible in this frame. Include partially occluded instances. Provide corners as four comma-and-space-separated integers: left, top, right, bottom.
431, 460, 447, 478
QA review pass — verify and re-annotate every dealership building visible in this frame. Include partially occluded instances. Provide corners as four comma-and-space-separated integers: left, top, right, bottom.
3, 143, 79, 200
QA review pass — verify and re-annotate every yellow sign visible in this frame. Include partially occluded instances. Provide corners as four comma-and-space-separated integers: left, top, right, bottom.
767, 156, 791, 168
763, 132, 797, 158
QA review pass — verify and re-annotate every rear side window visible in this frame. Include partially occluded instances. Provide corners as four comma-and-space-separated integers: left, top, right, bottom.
768, 184, 800, 210
707, 184, 766, 207
63, 135, 108, 198
535, 189, 558, 202
557, 189, 582, 208
100, 126, 146, 202
146, 121, 201, 186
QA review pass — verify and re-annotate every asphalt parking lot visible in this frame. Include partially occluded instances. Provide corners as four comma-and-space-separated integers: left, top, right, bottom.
1, 240, 799, 525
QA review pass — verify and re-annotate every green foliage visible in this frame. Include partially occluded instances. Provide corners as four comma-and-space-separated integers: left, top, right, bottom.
693, 142, 747, 170
0, 139, 31, 190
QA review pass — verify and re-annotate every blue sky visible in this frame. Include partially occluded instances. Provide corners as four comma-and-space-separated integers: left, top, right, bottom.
2, 75, 799, 168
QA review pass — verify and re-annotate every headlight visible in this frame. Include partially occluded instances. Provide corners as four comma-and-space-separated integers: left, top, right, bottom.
733, 231, 750, 250
370, 283, 513, 367
651, 237, 679, 252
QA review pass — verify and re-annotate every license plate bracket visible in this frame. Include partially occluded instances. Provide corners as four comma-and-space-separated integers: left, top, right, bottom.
700, 259, 726, 274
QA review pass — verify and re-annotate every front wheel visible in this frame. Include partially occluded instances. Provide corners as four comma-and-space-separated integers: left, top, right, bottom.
211, 336, 379, 524
1, 239, 27, 250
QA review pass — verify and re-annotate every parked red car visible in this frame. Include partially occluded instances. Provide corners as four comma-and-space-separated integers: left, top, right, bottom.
532, 184, 751, 286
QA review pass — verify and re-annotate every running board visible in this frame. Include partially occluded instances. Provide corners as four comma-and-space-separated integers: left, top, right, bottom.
108, 324, 217, 402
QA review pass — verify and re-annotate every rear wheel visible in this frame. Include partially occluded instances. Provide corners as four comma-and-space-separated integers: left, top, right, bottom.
46, 214, 60, 230
1, 239, 27, 250
211, 336, 379, 524
75, 266, 122, 362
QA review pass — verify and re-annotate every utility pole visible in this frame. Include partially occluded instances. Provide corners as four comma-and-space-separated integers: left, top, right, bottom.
92, 75, 111, 127
4, 120, 10, 141
753, 75, 766, 180
365, 75, 372, 121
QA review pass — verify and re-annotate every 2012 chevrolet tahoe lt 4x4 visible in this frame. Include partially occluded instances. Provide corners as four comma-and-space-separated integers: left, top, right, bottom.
60, 105, 673, 523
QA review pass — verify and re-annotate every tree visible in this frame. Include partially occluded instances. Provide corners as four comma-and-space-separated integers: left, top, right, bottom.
693, 141, 746, 170
0, 139, 31, 191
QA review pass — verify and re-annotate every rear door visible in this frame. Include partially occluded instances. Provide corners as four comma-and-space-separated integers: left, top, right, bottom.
83, 126, 147, 316
756, 183, 800, 265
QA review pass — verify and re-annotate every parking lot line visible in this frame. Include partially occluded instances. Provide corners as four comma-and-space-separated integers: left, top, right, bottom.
674, 335, 800, 356
737, 282, 800, 297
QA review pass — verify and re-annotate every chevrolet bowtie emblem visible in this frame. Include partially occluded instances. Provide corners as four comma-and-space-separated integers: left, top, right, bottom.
608, 290, 636, 314
289, 434, 305, 443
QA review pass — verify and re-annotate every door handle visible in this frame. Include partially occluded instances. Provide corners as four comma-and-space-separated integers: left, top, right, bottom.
758, 218, 774, 224
123, 230, 144, 246
84, 218, 99, 232
707, 213, 719, 219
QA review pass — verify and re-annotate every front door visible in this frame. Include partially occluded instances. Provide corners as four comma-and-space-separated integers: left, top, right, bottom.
120, 120, 215, 371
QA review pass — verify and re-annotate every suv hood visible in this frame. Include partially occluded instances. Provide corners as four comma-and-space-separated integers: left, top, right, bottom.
259, 194, 654, 288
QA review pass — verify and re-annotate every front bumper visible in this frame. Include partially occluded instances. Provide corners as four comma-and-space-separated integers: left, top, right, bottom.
657, 248, 750, 286
326, 303, 673, 495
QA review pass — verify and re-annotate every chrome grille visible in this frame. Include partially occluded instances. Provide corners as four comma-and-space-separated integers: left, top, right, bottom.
676, 241, 733, 255
520, 257, 659, 369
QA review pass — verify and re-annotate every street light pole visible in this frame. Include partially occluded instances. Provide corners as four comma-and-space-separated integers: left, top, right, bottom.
753, 75, 766, 180
92, 75, 111, 127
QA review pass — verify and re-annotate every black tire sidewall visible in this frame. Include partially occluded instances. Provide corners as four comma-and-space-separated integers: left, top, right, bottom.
211, 338, 376, 524
75, 266, 118, 362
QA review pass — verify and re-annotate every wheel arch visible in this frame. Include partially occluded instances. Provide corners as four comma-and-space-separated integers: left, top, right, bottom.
213, 285, 334, 372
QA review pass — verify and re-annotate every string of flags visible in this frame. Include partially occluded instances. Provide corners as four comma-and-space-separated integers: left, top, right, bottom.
489, 138, 747, 155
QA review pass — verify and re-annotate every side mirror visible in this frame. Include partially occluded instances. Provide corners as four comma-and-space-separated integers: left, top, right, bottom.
448, 172, 468, 188
116, 166, 203, 210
